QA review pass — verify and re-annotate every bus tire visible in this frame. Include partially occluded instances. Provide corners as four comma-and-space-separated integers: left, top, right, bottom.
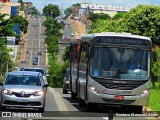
63, 89, 68, 94
86, 103, 99, 112
79, 98, 85, 107
71, 91, 77, 100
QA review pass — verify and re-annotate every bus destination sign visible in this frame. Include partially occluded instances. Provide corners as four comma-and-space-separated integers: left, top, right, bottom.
95, 37, 150, 46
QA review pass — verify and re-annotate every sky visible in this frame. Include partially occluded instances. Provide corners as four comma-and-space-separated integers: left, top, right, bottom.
11, 0, 160, 11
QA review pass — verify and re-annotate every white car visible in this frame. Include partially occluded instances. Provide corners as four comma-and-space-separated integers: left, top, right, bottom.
0, 71, 48, 112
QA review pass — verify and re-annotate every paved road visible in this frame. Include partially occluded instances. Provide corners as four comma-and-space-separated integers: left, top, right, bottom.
58, 20, 74, 64
20, 16, 47, 70
0, 88, 157, 120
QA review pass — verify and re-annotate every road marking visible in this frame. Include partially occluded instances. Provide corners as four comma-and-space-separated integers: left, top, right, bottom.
49, 88, 68, 111
38, 38, 40, 67
30, 39, 33, 65
102, 117, 108, 120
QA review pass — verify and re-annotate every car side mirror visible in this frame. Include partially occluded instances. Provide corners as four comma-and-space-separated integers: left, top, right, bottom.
43, 84, 49, 87
46, 75, 49, 77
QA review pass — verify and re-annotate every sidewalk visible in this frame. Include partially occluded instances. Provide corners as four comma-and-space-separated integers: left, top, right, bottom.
17, 33, 27, 63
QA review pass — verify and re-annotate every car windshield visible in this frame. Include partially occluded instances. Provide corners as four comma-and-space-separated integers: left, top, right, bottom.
35, 69, 45, 75
90, 47, 150, 80
5, 75, 41, 86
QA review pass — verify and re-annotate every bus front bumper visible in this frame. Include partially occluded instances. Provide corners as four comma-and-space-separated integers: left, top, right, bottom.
87, 90, 149, 106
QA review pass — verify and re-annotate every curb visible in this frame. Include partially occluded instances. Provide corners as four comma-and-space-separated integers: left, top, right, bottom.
143, 106, 160, 119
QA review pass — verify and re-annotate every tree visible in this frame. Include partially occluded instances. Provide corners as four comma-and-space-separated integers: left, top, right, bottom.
0, 38, 14, 76
112, 12, 126, 20
43, 4, 60, 18
0, 14, 15, 37
88, 13, 111, 22
43, 17, 63, 37
64, 7, 73, 17
29, 6, 40, 16
17, 0, 25, 11
115, 5, 160, 45
10, 15, 29, 34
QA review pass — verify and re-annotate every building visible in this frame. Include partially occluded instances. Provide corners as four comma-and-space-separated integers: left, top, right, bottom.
0, 2, 21, 19
80, 3, 130, 17
7, 36, 18, 62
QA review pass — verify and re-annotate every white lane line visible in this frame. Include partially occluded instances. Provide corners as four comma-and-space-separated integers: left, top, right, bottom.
48, 88, 68, 111
38, 38, 40, 67
102, 117, 108, 120
30, 39, 33, 65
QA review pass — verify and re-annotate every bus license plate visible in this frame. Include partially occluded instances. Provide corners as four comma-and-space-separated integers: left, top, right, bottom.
114, 96, 124, 100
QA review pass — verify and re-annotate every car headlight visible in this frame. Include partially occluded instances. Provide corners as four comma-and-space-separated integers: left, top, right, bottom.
34, 91, 44, 96
3, 89, 12, 95
88, 85, 99, 93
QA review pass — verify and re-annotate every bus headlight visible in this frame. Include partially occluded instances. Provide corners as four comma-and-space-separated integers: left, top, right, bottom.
141, 89, 149, 96
89, 86, 99, 93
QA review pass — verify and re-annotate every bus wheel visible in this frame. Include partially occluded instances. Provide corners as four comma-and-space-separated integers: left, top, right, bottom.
63, 89, 68, 94
86, 103, 99, 112
79, 98, 85, 107
71, 92, 77, 100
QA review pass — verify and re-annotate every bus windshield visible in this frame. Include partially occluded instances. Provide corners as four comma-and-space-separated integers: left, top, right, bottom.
90, 47, 150, 80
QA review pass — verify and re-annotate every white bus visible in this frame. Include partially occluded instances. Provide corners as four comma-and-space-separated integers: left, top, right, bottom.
70, 32, 152, 113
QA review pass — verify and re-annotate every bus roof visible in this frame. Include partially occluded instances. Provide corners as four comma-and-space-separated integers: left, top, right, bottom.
80, 32, 151, 42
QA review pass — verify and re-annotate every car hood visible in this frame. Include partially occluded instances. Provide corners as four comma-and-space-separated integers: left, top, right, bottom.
3, 85, 42, 92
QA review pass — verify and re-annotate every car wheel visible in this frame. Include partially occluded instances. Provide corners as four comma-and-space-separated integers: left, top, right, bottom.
38, 106, 44, 113
63, 89, 68, 94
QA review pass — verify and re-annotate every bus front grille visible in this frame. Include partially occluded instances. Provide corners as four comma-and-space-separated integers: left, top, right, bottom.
99, 82, 141, 90
102, 98, 135, 104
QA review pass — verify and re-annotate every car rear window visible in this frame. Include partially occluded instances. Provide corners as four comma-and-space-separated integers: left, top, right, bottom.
21, 68, 35, 71
5, 75, 41, 86
35, 69, 45, 75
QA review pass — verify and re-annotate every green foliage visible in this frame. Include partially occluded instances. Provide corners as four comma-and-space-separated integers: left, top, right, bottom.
89, 20, 116, 33
17, 0, 25, 11
43, 4, 60, 18
148, 82, 160, 111
62, 47, 70, 61
0, 39, 14, 76
10, 15, 29, 34
115, 5, 160, 45
89, 13, 111, 22
64, 3, 80, 17
42, 5, 66, 87
30, 6, 40, 16
43, 17, 63, 37
0, 14, 15, 37
48, 57, 69, 88
64, 7, 74, 17
45, 35, 59, 54
112, 12, 126, 20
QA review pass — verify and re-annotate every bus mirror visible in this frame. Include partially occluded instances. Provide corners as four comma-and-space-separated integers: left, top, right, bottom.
86, 48, 90, 57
